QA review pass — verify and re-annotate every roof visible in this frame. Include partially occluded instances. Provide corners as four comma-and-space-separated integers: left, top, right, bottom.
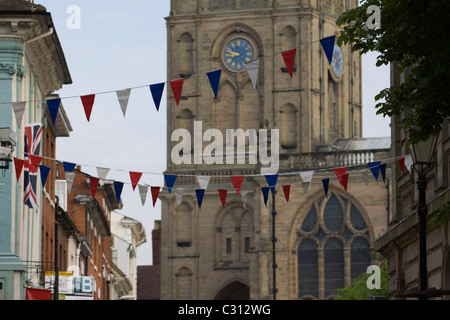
326, 137, 391, 151
0, 0, 46, 13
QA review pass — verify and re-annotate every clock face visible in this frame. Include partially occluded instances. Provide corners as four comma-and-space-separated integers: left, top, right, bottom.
223, 38, 255, 71
331, 44, 343, 78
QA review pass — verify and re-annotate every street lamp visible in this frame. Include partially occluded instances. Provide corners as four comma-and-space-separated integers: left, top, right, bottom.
406, 127, 440, 300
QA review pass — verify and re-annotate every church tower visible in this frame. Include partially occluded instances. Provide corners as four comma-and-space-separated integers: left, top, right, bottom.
160, 0, 389, 300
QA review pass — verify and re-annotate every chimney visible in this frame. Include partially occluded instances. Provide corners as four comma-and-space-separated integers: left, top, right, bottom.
152, 221, 161, 265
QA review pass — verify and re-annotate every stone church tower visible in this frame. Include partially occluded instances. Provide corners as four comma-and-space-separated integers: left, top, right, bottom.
160, 0, 391, 300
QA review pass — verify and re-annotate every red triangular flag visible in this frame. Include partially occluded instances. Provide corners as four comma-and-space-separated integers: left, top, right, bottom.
13, 158, 24, 181
230, 176, 244, 194
170, 78, 184, 107
333, 167, 347, 188
129, 171, 143, 191
89, 177, 100, 199
81, 94, 95, 122
151, 186, 160, 207
281, 48, 296, 78
282, 185, 291, 202
218, 189, 228, 207
398, 157, 405, 174
341, 173, 349, 191
29, 155, 43, 173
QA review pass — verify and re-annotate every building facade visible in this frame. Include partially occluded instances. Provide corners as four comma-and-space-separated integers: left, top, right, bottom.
374, 64, 450, 299
160, 0, 391, 300
0, 0, 71, 300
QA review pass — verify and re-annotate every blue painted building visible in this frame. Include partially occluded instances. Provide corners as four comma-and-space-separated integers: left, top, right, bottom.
0, 1, 71, 300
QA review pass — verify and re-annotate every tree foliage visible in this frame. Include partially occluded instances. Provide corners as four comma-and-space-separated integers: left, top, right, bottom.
335, 260, 389, 300
336, 0, 450, 144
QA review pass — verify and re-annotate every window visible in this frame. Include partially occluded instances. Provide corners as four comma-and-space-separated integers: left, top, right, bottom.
226, 238, 232, 254
297, 193, 371, 299
245, 237, 251, 253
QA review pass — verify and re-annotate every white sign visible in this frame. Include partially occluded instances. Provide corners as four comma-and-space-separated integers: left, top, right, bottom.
44, 271, 74, 294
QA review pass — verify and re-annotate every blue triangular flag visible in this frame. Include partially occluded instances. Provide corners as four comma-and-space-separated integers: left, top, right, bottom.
322, 178, 330, 198
368, 161, 381, 181
39, 165, 50, 188
320, 35, 336, 65
149, 82, 165, 111
261, 187, 269, 207
265, 174, 278, 194
207, 69, 221, 99
164, 174, 177, 194
63, 161, 76, 172
114, 181, 124, 204
380, 163, 386, 183
47, 99, 61, 126
196, 189, 205, 209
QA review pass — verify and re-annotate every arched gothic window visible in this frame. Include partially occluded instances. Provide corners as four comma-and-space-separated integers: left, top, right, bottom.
297, 193, 371, 299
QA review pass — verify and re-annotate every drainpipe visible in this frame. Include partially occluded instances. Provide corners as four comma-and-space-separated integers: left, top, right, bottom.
24, 27, 54, 45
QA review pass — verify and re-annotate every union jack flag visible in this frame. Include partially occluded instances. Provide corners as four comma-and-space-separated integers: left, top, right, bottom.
24, 123, 43, 209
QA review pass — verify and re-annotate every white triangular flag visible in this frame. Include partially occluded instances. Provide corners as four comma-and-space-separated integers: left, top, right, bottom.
245, 59, 260, 88
299, 171, 314, 183
138, 184, 148, 206
116, 88, 132, 117
404, 154, 413, 173
65, 172, 76, 195
362, 169, 369, 187
241, 190, 249, 209
96, 167, 110, 180
302, 182, 311, 200
174, 188, 183, 206
197, 176, 211, 190
12, 102, 26, 128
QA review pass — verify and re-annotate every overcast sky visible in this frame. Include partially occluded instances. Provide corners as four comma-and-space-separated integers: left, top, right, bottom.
38, 1, 390, 266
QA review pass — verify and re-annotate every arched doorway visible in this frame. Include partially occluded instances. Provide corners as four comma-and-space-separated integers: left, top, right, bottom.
214, 281, 250, 300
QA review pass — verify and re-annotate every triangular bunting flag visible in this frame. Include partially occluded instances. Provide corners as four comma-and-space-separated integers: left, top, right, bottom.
63, 161, 77, 172
398, 157, 406, 174
265, 174, 278, 194
150, 82, 165, 111
282, 185, 291, 202
151, 186, 160, 207
320, 35, 336, 65
368, 161, 381, 181
245, 59, 260, 88
89, 177, 100, 199
129, 171, 143, 191
196, 189, 205, 209
261, 187, 269, 207
230, 176, 244, 194
170, 79, 184, 107
47, 99, 61, 125
207, 69, 221, 99
174, 188, 183, 206
81, 94, 95, 122
138, 184, 148, 206
13, 158, 24, 181
362, 170, 369, 187
299, 171, 314, 183
380, 164, 386, 183
29, 155, 43, 173
114, 181, 124, 204
197, 176, 211, 190
404, 154, 413, 173
116, 88, 131, 117
322, 178, 330, 198
218, 189, 228, 207
96, 167, 110, 180
281, 48, 296, 78
241, 190, 249, 209
12, 102, 25, 128
333, 167, 347, 188
302, 182, 311, 200
65, 172, 76, 195
39, 165, 50, 188
341, 173, 349, 191
164, 174, 177, 194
